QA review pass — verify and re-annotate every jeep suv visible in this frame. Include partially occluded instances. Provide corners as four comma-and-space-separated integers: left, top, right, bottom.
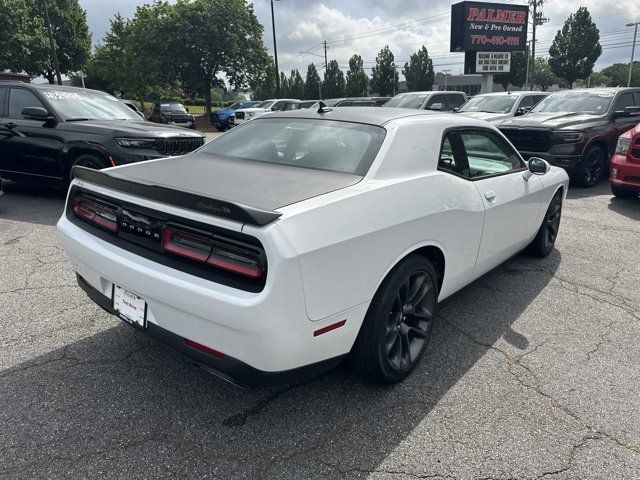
148, 101, 196, 129
499, 88, 640, 187
0, 83, 205, 187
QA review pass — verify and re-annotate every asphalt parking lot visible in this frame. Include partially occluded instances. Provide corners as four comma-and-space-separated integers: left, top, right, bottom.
1, 178, 639, 479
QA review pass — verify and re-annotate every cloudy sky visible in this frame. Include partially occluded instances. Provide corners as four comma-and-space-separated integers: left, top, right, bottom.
78, 0, 640, 79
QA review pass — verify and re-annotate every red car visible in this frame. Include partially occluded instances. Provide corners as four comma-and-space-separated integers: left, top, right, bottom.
610, 123, 640, 198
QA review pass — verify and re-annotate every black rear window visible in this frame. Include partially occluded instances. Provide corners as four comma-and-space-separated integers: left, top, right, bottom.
200, 117, 386, 176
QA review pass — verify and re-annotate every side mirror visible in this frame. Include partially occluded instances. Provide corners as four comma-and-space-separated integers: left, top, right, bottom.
185, 107, 190, 112
452, 107, 460, 113
428, 102, 444, 111
22, 107, 52, 120
523, 157, 550, 180
515, 107, 531, 116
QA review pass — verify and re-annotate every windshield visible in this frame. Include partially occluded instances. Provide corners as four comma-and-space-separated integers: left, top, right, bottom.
458, 95, 517, 113
255, 101, 275, 109
41, 90, 141, 121
531, 91, 613, 115
200, 118, 386, 175
160, 103, 187, 113
227, 102, 243, 110
383, 94, 428, 109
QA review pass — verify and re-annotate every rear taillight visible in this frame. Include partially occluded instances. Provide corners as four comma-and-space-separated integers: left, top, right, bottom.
162, 226, 264, 279
72, 196, 117, 232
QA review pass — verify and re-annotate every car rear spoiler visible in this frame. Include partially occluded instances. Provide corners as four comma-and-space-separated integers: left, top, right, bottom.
72, 166, 282, 226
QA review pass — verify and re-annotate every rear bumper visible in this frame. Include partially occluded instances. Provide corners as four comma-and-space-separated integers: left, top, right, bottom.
77, 274, 344, 387
57, 201, 366, 377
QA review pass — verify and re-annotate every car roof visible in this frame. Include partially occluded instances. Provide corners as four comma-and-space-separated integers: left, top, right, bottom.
395, 91, 465, 96
262, 98, 301, 102
262, 106, 488, 127
0, 82, 110, 96
474, 91, 549, 97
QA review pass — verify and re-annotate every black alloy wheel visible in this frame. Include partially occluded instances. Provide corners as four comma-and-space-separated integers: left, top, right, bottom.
527, 191, 563, 258
575, 147, 605, 187
351, 255, 438, 383
68, 155, 106, 184
385, 270, 437, 372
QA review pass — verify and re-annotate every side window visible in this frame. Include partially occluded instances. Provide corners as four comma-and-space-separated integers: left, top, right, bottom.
634, 92, 640, 106
425, 94, 447, 110
0, 87, 6, 116
446, 94, 466, 109
518, 95, 535, 109
8, 88, 45, 118
459, 129, 524, 179
438, 132, 469, 178
613, 92, 635, 112
533, 95, 547, 106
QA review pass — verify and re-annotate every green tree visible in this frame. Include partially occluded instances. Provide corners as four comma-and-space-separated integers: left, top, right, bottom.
0, 0, 49, 76
279, 71, 290, 97
323, 60, 346, 98
494, 49, 528, 91
288, 69, 305, 99
601, 62, 640, 87
305, 63, 322, 100
345, 54, 368, 97
170, 0, 268, 120
530, 57, 559, 91
370, 46, 399, 96
36, 0, 92, 83
585, 71, 612, 87
549, 7, 602, 88
250, 56, 276, 100
402, 46, 434, 91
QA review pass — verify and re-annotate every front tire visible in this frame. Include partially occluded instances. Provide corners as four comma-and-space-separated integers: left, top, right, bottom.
527, 191, 563, 258
68, 154, 107, 185
573, 146, 605, 187
351, 255, 438, 383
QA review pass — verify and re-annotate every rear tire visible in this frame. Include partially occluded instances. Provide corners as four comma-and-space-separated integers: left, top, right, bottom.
351, 255, 438, 384
611, 184, 637, 199
527, 191, 563, 258
573, 146, 605, 187
215, 124, 226, 132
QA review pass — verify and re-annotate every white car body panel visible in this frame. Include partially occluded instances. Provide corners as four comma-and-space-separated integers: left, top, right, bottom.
57, 110, 569, 380
457, 91, 549, 125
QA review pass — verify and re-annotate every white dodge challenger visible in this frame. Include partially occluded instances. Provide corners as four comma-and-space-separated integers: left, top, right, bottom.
57, 107, 568, 386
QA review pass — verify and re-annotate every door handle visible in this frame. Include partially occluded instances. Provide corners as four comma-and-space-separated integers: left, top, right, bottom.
484, 191, 496, 201
2, 122, 17, 129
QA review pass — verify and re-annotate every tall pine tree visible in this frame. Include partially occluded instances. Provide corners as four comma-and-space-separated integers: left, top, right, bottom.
402, 46, 434, 92
323, 60, 346, 98
305, 63, 322, 99
371, 46, 399, 96
346, 54, 368, 96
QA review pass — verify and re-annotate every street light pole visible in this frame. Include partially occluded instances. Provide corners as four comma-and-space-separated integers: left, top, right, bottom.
271, 0, 280, 97
442, 69, 451, 90
42, 0, 62, 85
627, 22, 639, 87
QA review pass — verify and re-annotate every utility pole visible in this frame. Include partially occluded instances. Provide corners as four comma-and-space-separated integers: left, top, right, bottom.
271, 0, 280, 97
627, 22, 640, 87
524, 40, 532, 89
529, 0, 548, 78
42, 0, 62, 85
323, 40, 328, 71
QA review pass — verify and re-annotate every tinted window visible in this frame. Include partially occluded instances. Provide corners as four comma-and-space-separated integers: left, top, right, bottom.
518, 95, 536, 109
533, 95, 547, 105
613, 92, 635, 111
201, 117, 386, 175
438, 134, 468, 177
0, 87, 6, 116
425, 94, 447, 109
460, 130, 524, 178
383, 94, 428, 109
8, 88, 45, 118
446, 94, 466, 109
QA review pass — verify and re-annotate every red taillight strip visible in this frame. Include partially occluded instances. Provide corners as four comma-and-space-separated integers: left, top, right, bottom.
162, 228, 210, 262
72, 196, 117, 232
313, 320, 347, 337
185, 339, 224, 358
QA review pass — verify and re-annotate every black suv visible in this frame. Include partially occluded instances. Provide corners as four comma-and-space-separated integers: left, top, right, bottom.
0, 83, 205, 187
499, 88, 640, 187
148, 101, 196, 129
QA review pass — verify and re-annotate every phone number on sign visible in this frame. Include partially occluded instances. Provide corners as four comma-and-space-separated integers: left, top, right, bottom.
470, 35, 520, 46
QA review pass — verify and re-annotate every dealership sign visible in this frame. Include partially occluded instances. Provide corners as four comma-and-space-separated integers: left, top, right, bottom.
450, 1, 528, 52
476, 52, 511, 73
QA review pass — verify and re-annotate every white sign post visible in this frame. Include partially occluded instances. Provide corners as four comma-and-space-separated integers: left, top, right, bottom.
476, 52, 511, 93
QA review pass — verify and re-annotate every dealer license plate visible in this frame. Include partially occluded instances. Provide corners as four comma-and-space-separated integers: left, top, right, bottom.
113, 285, 147, 329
